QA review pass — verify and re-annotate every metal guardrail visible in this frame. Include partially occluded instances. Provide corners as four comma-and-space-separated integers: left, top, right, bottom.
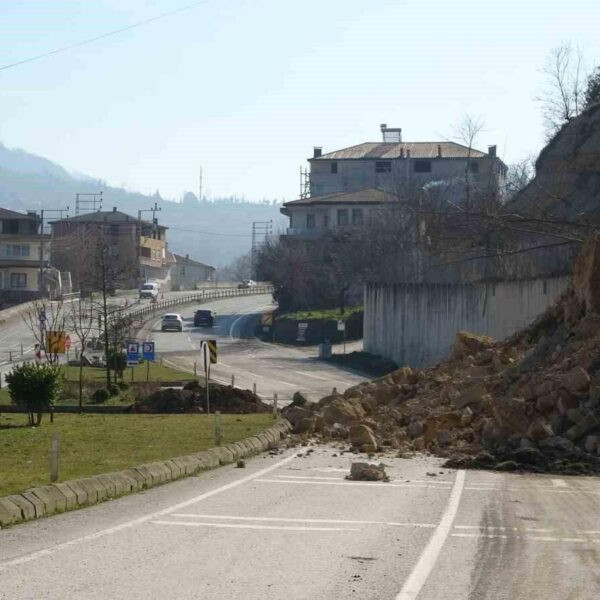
129, 285, 274, 324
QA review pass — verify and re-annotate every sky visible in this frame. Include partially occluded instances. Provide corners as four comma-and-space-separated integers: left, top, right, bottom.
1, 0, 599, 202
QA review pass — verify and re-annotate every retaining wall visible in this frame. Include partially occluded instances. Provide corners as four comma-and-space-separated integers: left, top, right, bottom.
0, 419, 291, 528
364, 276, 570, 368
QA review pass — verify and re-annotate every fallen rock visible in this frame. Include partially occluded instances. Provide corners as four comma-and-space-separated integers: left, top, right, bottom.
349, 424, 378, 451
527, 419, 553, 442
323, 397, 366, 426
346, 462, 389, 482
453, 331, 494, 359
564, 415, 599, 441
562, 367, 591, 393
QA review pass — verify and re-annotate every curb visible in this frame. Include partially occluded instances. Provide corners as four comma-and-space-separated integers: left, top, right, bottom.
0, 419, 291, 528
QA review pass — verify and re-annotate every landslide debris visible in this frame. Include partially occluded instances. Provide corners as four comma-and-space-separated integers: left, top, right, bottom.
346, 462, 389, 482
283, 238, 600, 474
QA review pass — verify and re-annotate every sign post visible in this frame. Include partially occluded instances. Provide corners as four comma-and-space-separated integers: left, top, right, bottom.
126, 341, 139, 366
337, 319, 346, 354
200, 340, 217, 414
142, 341, 155, 381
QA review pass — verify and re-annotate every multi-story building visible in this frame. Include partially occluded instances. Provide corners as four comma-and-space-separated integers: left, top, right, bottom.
167, 253, 215, 290
50, 207, 168, 291
282, 124, 507, 237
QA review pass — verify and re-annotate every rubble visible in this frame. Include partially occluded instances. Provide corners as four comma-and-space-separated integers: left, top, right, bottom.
346, 462, 389, 482
286, 237, 600, 474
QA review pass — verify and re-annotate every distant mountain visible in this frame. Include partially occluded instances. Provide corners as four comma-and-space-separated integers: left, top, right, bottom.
0, 143, 286, 267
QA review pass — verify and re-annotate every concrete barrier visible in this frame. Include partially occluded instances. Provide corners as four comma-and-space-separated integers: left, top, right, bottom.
0, 419, 292, 529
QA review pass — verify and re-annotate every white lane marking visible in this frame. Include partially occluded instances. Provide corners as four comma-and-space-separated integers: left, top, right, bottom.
274, 475, 343, 480
294, 370, 349, 386
169, 514, 438, 528
552, 479, 568, 488
229, 313, 248, 340
151, 520, 359, 532
463, 486, 600, 495
452, 533, 592, 543
395, 470, 466, 600
455, 525, 554, 532
0, 454, 297, 570
274, 474, 454, 486
257, 479, 452, 491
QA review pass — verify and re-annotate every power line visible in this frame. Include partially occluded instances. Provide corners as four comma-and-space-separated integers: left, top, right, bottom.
167, 225, 253, 238
0, 0, 211, 72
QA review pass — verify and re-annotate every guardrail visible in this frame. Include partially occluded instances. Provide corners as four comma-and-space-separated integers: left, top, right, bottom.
129, 285, 274, 323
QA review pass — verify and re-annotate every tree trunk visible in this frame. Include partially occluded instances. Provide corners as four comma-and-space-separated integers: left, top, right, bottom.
78, 360, 84, 413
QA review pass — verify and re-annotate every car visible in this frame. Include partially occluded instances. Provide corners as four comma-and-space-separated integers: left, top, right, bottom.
139, 281, 160, 300
161, 313, 183, 332
237, 279, 257, 289
194, 309, 214, 327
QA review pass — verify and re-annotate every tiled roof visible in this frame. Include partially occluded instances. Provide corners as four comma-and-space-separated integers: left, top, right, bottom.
49, 209, 167, 229
172, 253, 215, 270
283, 188, 400, 207
0, 207, 38, 220
312, 142, 488, 160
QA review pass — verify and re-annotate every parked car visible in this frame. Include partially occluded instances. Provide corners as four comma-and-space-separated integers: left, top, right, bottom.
139, 281, 160, 300
238, 279, 257, 289
194, 309, 214, 327
161, 313, 183, 332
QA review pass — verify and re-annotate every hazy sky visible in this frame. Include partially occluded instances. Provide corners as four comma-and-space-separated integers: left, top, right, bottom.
1, 0, 599, 202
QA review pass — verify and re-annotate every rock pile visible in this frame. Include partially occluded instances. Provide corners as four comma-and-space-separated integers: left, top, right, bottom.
283, 238, 600, 474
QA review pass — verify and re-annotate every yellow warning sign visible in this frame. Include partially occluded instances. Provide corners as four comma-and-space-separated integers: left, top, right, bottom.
205, 339, 217, 364
45, 331, 68, 354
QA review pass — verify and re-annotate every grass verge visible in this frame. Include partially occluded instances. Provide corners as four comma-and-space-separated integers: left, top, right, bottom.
60, 362, 196, 383
277, 305, 363, 321
0, 412, 273, 497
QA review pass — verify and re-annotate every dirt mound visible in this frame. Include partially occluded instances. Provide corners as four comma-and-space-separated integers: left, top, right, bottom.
127, 382, 271, 414
295, 238, 600, 473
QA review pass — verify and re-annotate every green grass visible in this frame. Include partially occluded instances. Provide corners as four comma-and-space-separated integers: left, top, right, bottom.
277, 305, 363, 321
0, 413, 273, 497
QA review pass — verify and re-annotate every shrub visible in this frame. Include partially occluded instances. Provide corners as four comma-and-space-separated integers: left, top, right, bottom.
6, 362, 61, 425
108, 383, 120, 397
91, 388, 110, 404
107, 350, 127, 378
117, 380, 129, 391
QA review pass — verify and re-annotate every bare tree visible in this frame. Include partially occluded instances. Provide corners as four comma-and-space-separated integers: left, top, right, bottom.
68, 295, 95, 411
537, 44, 586, 139
21, 299, 66, 364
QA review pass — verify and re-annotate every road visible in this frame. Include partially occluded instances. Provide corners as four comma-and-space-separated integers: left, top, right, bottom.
2, 447, 599, 599
141, 293, 366, 402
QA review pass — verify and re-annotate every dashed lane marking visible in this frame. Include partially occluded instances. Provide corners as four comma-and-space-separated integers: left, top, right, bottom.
168, 514, 438, 528
151, 520, 360, 532
451, 532, 599, 544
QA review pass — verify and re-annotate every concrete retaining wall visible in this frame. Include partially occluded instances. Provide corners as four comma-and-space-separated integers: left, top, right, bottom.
364, 276, 569, 368
0, 419, 291, 528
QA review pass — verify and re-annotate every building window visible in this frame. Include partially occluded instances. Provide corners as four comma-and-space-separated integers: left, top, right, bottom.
2, 220, 19, 234
323, 214, 329, 227
110, 224, 119, 236
1, 244, 30, 257
352, 208, 364, 226
330, 162, 338, 174
414, 160, 432, 173
337, 209, 349, 226
10, 273, 27, 288
141, 246, 151, 258
375, 161, 392, 173
470, 161, 480, 173
306, 214, 316, 229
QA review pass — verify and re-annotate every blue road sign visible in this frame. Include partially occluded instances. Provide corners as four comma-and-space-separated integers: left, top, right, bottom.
142, 341, 155, 361
126, 341, 139, 365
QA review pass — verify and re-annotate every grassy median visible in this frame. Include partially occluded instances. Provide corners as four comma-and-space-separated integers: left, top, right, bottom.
0, 413, 273, 497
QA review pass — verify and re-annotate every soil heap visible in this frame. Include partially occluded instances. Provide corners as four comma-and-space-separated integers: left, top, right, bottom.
284, 238, 600, 474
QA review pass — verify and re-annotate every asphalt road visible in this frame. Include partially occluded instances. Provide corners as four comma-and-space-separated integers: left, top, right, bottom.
2, 447, 599, 599
140, 293, 366, 402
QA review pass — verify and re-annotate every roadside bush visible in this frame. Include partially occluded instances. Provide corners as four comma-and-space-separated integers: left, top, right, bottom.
117, 381, 129, 391
6, 362, 61, 425
91, 388, 110, 404
107, 383, 120, 397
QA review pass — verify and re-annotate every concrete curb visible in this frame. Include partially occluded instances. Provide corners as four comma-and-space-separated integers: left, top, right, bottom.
0, 419, 291, 528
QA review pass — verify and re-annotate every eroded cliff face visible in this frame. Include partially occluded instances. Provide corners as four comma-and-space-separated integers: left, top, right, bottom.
514, 103, 600, 218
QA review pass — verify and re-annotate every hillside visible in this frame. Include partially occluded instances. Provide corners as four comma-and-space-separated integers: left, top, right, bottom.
0, 143, 287, 267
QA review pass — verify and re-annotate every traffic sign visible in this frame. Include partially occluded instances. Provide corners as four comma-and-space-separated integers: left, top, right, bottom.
142, 341, 155, 361
202, 339, 217, 364
297, 322, 308, 342
126, 341, 139, 365
45, 331, 68, 354
337, 320, 345, 332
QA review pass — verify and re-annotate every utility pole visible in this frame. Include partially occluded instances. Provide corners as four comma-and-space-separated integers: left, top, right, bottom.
137, 202, 161, 284
38, 207, 69, 299
198, 166, 203, 202
251, 220, 272, 281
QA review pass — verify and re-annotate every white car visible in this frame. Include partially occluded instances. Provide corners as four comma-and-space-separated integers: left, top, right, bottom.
238, 279, 257, 289
140, 282, 160, 301
161, 313, 183, 332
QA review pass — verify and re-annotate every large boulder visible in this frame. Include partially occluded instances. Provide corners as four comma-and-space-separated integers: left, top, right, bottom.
562, 367, 590, 394
322, 398, 366, 426
452, 331, 494, 359
349, 424, 378, 451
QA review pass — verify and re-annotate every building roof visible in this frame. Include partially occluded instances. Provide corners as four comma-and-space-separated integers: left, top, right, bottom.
170, 252, 215, 270
49, 209, 167, 229
0, 207, 38, 220
311, 141, 489, 161
282, 188, 400, 208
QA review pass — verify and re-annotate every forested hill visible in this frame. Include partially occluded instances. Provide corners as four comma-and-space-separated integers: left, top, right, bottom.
0, 143, 287, 267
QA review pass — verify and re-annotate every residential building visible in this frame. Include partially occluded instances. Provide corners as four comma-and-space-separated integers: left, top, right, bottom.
308, 124, 507, 198
49, 207, 168, 291
0, 207, 67, 306
167, 253, 215, 290
281, 188, 400, 237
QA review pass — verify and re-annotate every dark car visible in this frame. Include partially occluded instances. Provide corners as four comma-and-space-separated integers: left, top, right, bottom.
194, 309, 214, 327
